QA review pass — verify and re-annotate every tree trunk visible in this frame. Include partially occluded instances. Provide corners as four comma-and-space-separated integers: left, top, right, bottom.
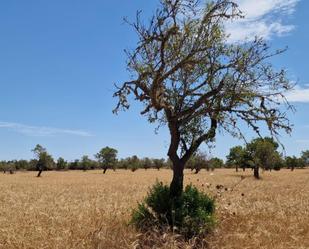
242, 167, 245, 172
170, 162, 184, 199
236, 165, 238, 172
254, 166, 259, 179
103, 168, 107, 174
37, 170, 42, 177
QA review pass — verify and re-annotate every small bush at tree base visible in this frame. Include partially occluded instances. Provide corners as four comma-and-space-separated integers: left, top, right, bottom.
131, 181, 215, 239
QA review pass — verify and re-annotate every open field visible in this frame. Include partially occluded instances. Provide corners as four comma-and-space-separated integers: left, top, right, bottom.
0, 169, 308, 249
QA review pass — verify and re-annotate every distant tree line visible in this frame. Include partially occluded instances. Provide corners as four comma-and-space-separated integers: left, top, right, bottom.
226, 137, 309, 179
1, 142, 308, 177
0, 145, 169, 175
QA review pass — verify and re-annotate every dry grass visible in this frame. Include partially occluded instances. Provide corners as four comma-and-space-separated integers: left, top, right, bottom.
0, 169, 308, 249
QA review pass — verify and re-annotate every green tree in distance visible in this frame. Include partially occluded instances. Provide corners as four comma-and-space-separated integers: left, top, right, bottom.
56, 157, 67, 171
246, 137, 281, 178
226, 146, 247, 172
95, 147, 118, 174
32, 144, 54, 177
80, 155, 92, 171
209, 157, 224, 170
301, 150, 309, 167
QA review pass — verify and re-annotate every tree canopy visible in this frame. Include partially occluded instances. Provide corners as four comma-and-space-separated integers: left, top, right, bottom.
114, 0, 293, 195
114, 0, 292, 157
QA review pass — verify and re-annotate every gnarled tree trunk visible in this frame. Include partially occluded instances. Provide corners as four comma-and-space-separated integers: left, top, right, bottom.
37, 170, 42, 177
254, 166, 259, 179
170, 160, 185, 199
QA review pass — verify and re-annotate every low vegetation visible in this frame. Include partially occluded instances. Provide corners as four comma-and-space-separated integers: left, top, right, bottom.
131, 181, 215, 239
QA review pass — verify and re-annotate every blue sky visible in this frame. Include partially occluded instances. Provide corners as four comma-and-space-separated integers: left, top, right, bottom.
0, 0, 308, 161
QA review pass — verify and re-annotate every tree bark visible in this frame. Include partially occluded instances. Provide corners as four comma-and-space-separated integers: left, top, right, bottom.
37, 170, 42, 177
170, 161, 184, 199
254, 166, 259, 179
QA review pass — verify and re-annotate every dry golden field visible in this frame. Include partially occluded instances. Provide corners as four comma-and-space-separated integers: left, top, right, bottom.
0, 169, 308, 249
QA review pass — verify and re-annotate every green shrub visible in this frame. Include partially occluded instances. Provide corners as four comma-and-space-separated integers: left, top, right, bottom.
131, 181, 215, 238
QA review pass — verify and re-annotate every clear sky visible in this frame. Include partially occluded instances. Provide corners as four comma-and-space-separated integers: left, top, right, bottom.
0, 0, 308, 161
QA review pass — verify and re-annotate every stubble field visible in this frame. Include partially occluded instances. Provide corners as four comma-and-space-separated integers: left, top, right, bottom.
0, 169, 308, 249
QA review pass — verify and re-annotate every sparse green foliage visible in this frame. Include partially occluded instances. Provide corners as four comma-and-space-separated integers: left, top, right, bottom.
187, 152, 209, 173
114, 0, 293, 199
301, 150, 309, 167
209, 157, 224, 169
152, 158, 165, 171
285, 156, 305, 171
226, 146, 248, 171
128, 155, 141, 172
131, 181, 215, 238
80, 155, 92, 171
32, 144, 47, 159
56, 157, 67, 171
141, 157, 152, 170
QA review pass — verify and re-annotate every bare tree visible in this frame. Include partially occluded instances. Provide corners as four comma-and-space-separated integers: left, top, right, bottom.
114, 0, 293, 198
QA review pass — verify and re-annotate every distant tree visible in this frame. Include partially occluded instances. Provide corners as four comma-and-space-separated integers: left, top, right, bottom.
56, 157, 67, 171
209, 157, 224, 170
32, 144, 54, 177
114, 0, 293, 199
226, 146, 247, 172
152, 158, 165, 171
117, 158, 129, 170
298, 158, 306, 169
187, 152, 209, 173
68, 160, 80, 170
247, 138, 281, 179
285, 156, 297, 171
272, 152, 284, 171
15, 160, 29, 171
6, 161, 16, 174
95, 147, 118, 174
301, 150, 309, 167
29, 159, 38, 171
0, 161, 4, 173
141, 157, 152, 170
128, 155, 141, 172
80, 155, 92, 171
285, 156, 305, 170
